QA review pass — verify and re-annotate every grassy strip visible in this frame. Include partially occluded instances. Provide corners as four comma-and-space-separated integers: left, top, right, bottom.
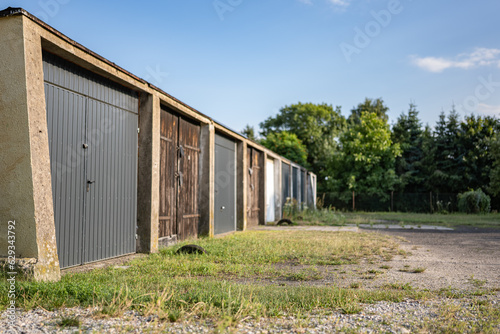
0, 230, 409, 320
280, 206, 500, 229
1, 277, 432, 320
343, 212, 500, 228
131, 231, 401, 279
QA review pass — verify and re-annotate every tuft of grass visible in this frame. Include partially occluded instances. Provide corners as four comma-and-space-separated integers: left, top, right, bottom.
399, 266, 426, 273
285, 268, 323, 281
57, 316, 80, 328
284, 200, 346, 226
418, 299, 500, 333
468, 275, 487, 288
384, 283, 414, 291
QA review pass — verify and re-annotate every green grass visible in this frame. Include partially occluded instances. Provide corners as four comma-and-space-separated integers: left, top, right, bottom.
0, 230, 426, 322
57, 316, 80, 328
418, 300, 500, 333
342, 212, 500, 228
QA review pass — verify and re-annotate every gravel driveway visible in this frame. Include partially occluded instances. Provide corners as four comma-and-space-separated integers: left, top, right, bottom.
371, 226, 500, 291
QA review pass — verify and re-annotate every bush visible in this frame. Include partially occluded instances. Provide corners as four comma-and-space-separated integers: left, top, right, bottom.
457, 189, 491, 214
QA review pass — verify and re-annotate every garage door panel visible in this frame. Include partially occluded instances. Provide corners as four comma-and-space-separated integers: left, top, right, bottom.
177, 118, 200, 240
159, 109, 178, 238
85, 101, 137, 263
45, 83, 87, 268
214, 134, 236, 235
247, 148, 261, 227
44, 52, 138, 268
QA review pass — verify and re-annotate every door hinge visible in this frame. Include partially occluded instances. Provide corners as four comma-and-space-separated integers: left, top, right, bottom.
137, 128, 140, 134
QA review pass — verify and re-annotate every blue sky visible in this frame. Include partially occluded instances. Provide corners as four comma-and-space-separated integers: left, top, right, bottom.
3, 0, 500, 134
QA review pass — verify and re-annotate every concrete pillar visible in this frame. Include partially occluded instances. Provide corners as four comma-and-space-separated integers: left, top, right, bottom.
0, 15, 60, 281
236, 141, 247, 231
199, 123, 215, 237
137, 93, 160, 253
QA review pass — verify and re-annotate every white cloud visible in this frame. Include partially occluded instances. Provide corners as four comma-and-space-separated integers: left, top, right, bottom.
411, 48, 500, 73
477, 103, 500, 117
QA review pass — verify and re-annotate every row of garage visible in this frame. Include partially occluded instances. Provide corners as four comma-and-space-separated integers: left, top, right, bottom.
0, 7, 316, 280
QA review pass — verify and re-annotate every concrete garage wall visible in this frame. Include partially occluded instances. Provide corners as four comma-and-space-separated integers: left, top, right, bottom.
0, 8, 316, 281
0, 14, 60, 281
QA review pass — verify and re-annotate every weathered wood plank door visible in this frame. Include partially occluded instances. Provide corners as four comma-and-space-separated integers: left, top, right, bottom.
159, 110, 178, 239
247, 147, 262, 227
177, 118, 201, 240
159, 107, 200, 243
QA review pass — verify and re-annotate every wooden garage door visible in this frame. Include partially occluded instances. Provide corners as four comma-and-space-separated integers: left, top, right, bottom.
159, 106, 201, 242
247, 147, 262, 227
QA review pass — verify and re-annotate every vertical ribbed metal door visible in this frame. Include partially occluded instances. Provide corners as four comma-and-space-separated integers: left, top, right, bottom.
214, 134, 236, 235
281, 162, 290, 208
44, 85, 86, 268
292, 167, 299, 202
43, 52, 138, 268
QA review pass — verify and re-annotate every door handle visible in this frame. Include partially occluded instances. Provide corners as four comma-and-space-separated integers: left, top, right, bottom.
178, 146, 185, 159
86, 180, 95, 192
178, 172, 183, 187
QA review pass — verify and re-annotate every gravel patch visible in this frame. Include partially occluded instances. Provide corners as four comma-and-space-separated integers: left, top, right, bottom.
2, 294, 499, 333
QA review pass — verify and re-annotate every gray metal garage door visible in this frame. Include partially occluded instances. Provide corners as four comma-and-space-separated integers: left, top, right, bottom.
43, 52, 138, 268
281, 162, 290, 209
214, 134, 236, 235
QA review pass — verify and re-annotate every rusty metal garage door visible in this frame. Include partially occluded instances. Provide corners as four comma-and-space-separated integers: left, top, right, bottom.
247, 147, 262, 227
159, 106, 201, 244
43, 52, 138, 268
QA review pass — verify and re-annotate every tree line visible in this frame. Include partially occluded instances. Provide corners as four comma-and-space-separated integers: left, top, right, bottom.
243, 99, 500, 209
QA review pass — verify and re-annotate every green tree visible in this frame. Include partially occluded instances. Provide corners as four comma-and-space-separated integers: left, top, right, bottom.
260, 131, 308, 167
420, 124, 437, 192
459, 114, 500, 192
427, 108, 463, 193
391, 103, 424, 192
489, 134, 500, 197
328, 111, 400, 200
259, 102, 345, 180
242, 124, 257, 141
349, 98, 389, 124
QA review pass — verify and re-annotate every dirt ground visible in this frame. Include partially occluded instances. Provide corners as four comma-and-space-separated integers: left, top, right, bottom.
368, 226, 500, 291
252, 225, 500, 291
